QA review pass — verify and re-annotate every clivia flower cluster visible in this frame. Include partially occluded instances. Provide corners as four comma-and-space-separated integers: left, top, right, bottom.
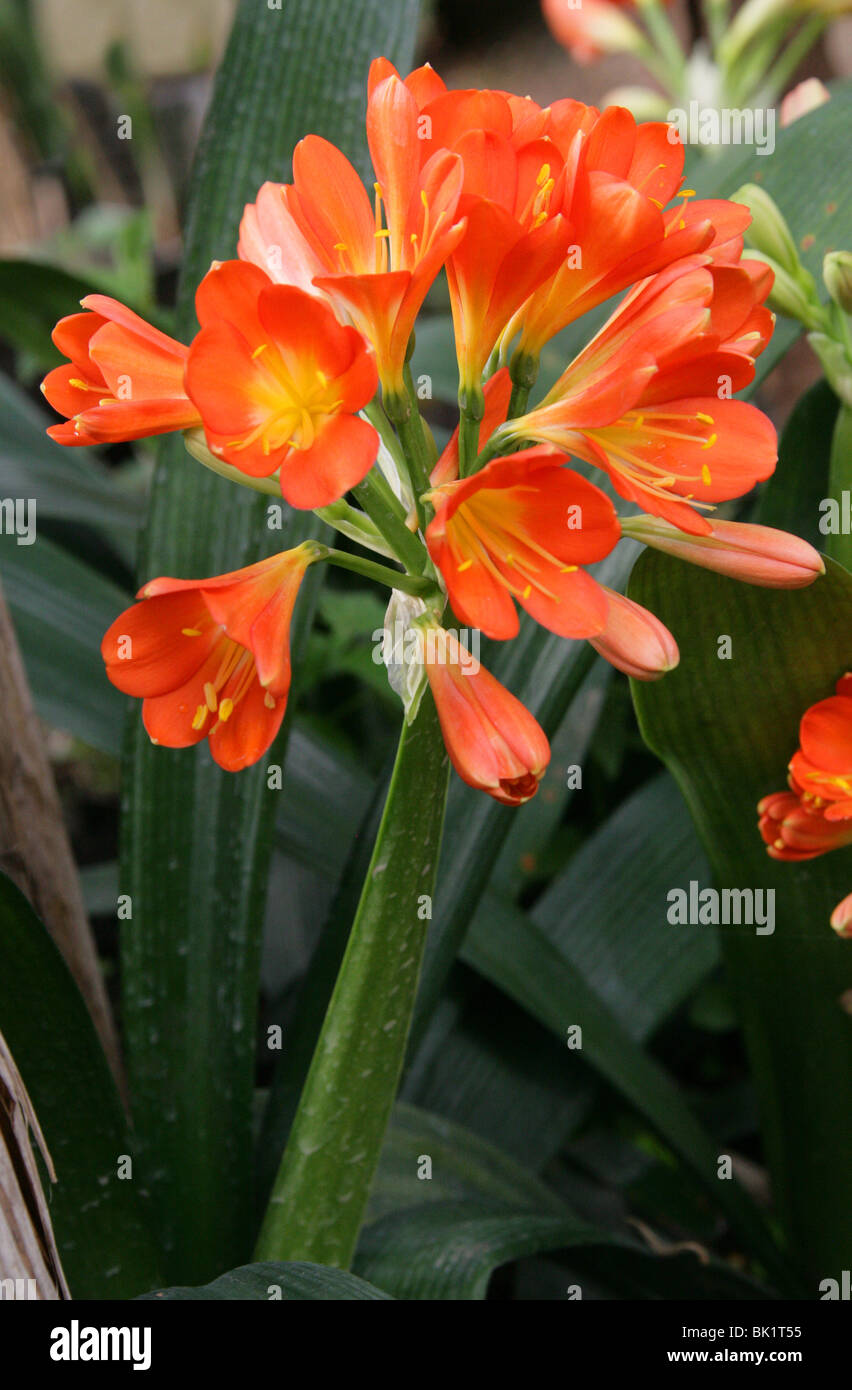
43, 58, 823, 803
759, 675, 852, 937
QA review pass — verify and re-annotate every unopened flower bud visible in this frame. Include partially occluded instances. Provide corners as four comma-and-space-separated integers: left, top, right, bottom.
824, 251, 852, 316
589, 588, 679, 681
732, 184, 802, 279
622, 515, 824, 587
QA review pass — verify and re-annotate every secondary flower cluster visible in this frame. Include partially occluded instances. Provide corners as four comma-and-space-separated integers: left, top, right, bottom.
759, 675, 852, 936
44, 58, 823, 801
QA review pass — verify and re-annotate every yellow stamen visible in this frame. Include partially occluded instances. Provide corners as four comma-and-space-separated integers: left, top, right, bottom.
696, 412, 714, 424
457, 558, 473, 572
701, 433, 717, 450
182, 627, 202, 637
69, 377, 92, 390
701, 464, 712, 486
218, 698, 234, 722
251, 343, 268, 359
204, 682, 218, 713
192, 705, 208, 731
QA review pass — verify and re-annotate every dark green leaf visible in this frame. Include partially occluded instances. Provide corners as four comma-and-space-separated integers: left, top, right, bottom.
0, 533, 128, 752
140, 1261, 392, 1300
630, 551, 852, 1284
0, 873, 160, 1298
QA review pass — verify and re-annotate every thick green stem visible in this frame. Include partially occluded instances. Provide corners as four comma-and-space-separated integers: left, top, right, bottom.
254, 694, 449, 1267
352, 470, 428, 574
318, 545, 440, 599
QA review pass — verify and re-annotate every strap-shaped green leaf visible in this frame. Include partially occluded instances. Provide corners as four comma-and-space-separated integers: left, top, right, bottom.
120, 0, 421, 1284
139, 1261, 392, 1300
0, 873, 160, 1297
630, 552, 852, 1285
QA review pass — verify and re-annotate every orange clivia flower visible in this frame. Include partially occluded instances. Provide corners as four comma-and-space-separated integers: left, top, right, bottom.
102, 545, 317, 772
41, 295, 199, 446
426, 445, 620, 640
238, 72, 466, 394
421, 625, 550, 805
758, 675, 852, 861
185, 261, 378, 509
371, 64, 703, 379
503, 257, 777, 534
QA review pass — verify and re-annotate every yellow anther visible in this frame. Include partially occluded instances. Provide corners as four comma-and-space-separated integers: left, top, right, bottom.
218, 698, 234, 723
560, 565, 578, 573
192, 704, 208, 731
696, 412, 714, 424
182, 628, 202, 637
333, 241, 348, 251
264, 691, 276, 710
649, 198, 663, 210
251, 343, 268, 359
678, 219, 686, 230
457, 559, 473, 572
701, 464, 713, 486
374, 228, 391, 238
536, 163, 551, 186
421, 189, 429, 209
204, 682, 218, 713
680, 189, 696, 199
68, 377, 91, 390
522, 584, 532, 599
701, 433, 718, 450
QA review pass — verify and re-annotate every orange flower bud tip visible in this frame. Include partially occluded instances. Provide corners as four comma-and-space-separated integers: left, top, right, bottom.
830, 892, 852, 939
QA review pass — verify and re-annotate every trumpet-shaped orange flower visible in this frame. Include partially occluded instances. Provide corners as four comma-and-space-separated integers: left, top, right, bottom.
238, 74, 466, 393
102, 546, 317, 772
504, 258, 777, 534
370, 64, 708, 372
759, 675, 852, 861
42, 296, 199, 446
426, 446, 620, 640
185, 261, 378, 508
421, 626, 550, 805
